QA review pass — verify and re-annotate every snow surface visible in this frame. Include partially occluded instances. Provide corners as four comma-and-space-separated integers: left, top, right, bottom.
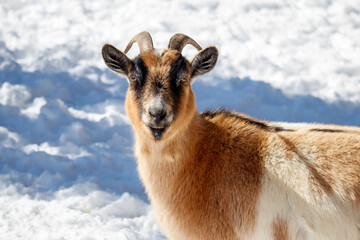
0, 0, 359, 239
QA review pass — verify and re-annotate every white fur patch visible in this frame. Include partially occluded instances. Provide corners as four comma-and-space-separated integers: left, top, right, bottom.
249, 134, 360, 240
142, 96, 165, 124
142, 95, 173, 126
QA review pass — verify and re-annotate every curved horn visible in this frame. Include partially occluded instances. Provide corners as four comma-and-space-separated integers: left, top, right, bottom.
168, 33, 202, 52
124, 31, 154, 54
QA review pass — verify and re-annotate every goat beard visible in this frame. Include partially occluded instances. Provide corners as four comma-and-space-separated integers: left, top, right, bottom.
150, 127, 165, 140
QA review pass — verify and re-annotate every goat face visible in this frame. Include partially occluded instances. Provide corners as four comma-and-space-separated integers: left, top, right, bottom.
102, 32, 218, 141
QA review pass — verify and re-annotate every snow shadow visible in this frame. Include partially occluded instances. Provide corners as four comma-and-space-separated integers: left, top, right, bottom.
193, 77, 360, 126
0, 61, 359, 201
0, 60, 144, 198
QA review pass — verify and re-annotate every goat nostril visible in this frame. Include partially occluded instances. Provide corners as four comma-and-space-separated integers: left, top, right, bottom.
158, 111, 166, 121
149, 109, 166, 122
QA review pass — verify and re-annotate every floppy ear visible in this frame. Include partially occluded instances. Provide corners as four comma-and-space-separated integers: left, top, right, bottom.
102, 44, 132, 76
190, 46, 218, 79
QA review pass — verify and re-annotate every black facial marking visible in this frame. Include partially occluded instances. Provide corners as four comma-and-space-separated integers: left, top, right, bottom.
169, 55, 187, 114
131, 56, 148, 93
129, 56, 148, 117
201, 110, 295, 132
169, 55, 188, 86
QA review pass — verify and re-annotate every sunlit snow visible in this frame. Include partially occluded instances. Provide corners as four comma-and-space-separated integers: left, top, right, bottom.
0, 0, 359, 239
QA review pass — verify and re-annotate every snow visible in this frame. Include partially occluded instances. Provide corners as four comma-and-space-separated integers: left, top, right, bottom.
0, 0, 359, 239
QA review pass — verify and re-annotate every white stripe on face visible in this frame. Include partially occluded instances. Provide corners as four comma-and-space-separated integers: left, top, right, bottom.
142, 95, 167, 124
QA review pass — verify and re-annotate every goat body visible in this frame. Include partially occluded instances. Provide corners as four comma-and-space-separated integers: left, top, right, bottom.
102, 32, 360, 240
136, 110, 360, 239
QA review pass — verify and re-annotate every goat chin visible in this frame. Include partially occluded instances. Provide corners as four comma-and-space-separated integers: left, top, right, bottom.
102, 32, 360, 240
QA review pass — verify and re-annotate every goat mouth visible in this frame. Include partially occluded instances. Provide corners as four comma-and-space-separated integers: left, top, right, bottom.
149, 126, 166, 140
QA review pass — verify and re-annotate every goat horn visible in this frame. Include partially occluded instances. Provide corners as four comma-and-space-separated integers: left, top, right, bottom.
168, 33, 202, 52
124, 31, 154, 54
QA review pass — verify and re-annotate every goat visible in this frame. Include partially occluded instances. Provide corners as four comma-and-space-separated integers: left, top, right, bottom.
102, 32, 360, 240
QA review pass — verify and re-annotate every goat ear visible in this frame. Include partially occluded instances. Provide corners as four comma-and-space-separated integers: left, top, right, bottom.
190, 46, 218, 79
102, 44, 132, 75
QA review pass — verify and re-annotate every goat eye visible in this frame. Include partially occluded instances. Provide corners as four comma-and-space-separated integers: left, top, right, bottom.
129, 75, 137, 82
181, 76, 190, 83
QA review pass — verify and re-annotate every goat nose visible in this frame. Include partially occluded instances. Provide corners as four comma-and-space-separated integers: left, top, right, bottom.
149, 108, 166, 122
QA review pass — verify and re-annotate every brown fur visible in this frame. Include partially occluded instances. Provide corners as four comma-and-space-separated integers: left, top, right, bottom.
120, 47, 360, 239
272, 217, 290, 240
127, 50, 193, 142
124, 52, 268, 238
127, 87, 360, 239
134, 111, 268, 239
277, 131, 360, 205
